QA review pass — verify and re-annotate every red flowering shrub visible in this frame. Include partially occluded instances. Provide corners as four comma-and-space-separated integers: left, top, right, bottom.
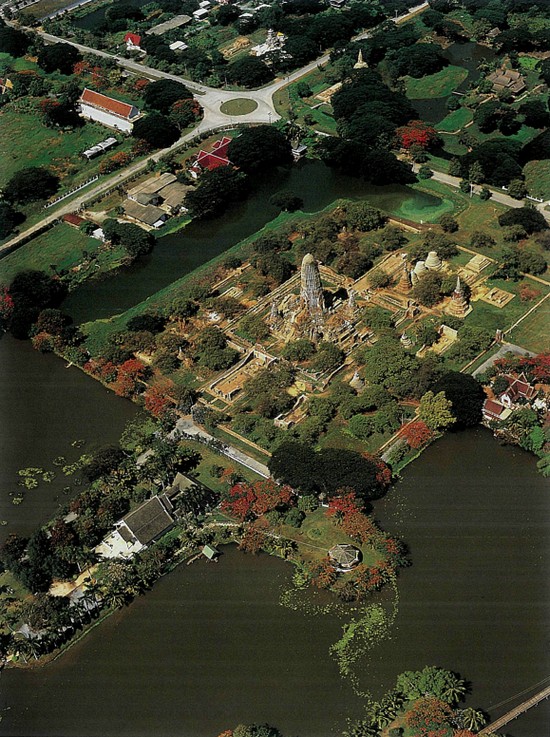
402, 420, 434, 449
396, 120, 438, 150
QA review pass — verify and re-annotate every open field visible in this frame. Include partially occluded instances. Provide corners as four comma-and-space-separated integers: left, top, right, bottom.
0, 223, 126, 287
19, 0, 79, 17
508, 297, 550, 353
405, 65, 468, 99
436, 107, 473, 133
466, 278, 550, 335
0, 109, 128, 190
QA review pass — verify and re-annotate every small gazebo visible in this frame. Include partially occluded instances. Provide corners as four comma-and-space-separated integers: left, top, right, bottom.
328, 544, 361, 571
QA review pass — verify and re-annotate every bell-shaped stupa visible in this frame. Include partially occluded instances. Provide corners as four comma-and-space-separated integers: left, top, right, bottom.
425, 250, 442, 271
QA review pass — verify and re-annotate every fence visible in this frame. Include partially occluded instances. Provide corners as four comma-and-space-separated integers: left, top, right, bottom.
44, 176, 99, 209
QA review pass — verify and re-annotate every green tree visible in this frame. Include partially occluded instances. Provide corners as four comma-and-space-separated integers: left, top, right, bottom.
184, 167, 249, 219
142, 78, 193, 114
432, 371, 485, 428
228, 126, 292, 173
133, 113, 179, 148
36, 43, 81, 74
4, 167, 59, 204
228, 56, 273, 87
0, 201, 23, 238
418, 390, 454, 430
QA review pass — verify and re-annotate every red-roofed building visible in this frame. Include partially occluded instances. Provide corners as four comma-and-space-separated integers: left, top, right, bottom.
189, 136, 231, 178
500, 373, 537, 408
63, 213, 86, 228
482, 398, 510, 422
78, 88, 141, 133
124, 33, 142, 51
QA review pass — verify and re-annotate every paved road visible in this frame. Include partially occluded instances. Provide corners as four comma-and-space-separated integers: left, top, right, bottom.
472, 342, 534, 377
174, 417, 270, 478
412, 164, 550, 223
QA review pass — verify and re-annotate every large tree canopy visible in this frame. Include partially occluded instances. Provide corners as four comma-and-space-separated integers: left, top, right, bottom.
228, 126, 292, 173
269, 441, 389, 502
132, 113, 180, 148
36, 43, 81, 75
4, 167, 59, 205
5, 270, 67, 339
432, 371, 485, 429
227, 56, 273, 87
142, 79, 193, 114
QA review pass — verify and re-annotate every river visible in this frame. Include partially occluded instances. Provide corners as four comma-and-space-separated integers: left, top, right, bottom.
1, 153, 548, 736
61, 160, 446, 324
1, 429, 548, 737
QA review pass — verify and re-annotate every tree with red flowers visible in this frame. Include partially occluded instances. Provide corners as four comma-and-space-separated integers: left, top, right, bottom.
221, 479, 294, 521
326, 490, 363, 521
341, 510, 377, 544
396, 120, 438, 150
143, 379, 175, 418
402, 420, 434, 449
405, 696, 453, 736
310, 557, 337, 590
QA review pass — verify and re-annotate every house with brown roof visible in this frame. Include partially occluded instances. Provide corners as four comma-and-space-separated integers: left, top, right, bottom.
486, 67, 526, 96
500, 373, 537, 408
78, 88, 142, 133
123, 200, 169, 228
95, 496, 175, 559
482, 398, 511, 423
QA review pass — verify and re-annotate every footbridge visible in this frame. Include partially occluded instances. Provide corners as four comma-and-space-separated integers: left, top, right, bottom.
479, 682, 550, 734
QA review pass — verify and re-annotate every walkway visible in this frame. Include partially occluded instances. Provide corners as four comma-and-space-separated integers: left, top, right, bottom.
173, 417, 270, 479
411, 165, 550, 224
471, 341, 533, 377
479, 684, 550, 735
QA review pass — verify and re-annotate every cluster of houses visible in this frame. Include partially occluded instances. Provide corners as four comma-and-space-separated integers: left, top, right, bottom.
123, 172, 192, 228
482, 372, 545, 423
486, 66, 527, 97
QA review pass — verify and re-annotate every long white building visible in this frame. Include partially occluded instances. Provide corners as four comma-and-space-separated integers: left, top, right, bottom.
78, 88, 141, 133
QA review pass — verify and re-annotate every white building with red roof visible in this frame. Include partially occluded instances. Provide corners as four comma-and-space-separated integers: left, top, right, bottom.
78, 88, 142, 133
124, 32, 143, 52
189, 136, 231, 178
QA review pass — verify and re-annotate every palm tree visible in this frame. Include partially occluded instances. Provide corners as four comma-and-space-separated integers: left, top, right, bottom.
459, 707, 487, 731
443, 676, 467, 704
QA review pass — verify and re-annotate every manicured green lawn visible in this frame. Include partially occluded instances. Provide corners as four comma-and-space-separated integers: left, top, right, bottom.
508, 297, 550, 353
518, 55, 540, 72
183, 438, 262, 493
277, 507, 380, 568
436, 107, 473, 133
405, 65, 468, 100
219, 98, 258, 116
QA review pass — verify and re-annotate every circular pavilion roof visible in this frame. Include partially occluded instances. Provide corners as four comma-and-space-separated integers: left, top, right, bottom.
328, 543, 361, 570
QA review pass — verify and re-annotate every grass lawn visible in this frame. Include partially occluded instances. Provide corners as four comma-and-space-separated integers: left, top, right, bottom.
466, 279, 550, 335
508, 297, 550, 353
184, 438, 262, 494
518, 55, 540, 72
277, 507, 380, 568
436, 107, 473, 133
0, 223, 129, 289
405, 66, 468, 100
523, 160, 550, 200
439, 133, 468, 156
0, 109, 130, 191
219, 99, 258, 115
